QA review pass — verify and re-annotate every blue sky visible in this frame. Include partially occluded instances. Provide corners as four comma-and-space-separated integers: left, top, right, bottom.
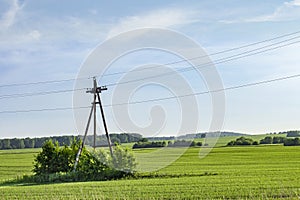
0, 0, 300, 138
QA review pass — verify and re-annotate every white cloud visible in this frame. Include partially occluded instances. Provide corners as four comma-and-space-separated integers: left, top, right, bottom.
0, 0, 23, 30
286, 0, 300, 6
107, 8, 198, 38
221, 0, 300, 23
253, 0, 300, 22
28, 30, 41, 40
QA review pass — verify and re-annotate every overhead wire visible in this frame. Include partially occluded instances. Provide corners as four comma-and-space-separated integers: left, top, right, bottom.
0, 88, 87, 100
105, 73, 300, 107
1, 72, 300, 114
0, 30, 298, 91
0, 106, 90, 114
0, 30, 299, 113
1, 33, 299, 98
0, 76, 91, 88
100, 30, 300, 77
1, 36, 298, 98
105, 39, 300, 87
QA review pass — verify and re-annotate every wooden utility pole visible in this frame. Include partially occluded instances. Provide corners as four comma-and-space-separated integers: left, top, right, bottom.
95, 85, 113, 156
88, 77, 113, 155
74, 104, 94, 171
93, 78, 97, 150
73, 77, 113, 172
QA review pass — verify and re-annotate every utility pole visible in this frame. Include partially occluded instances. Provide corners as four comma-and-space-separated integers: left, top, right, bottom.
93, 78, 97, 150
74, 104, 94, 171
87, 77, 113, 155
95, 85, 113, 156
73, 77, 113, 172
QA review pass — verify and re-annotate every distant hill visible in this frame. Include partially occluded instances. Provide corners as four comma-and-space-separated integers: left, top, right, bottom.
175, 131, 247, 140
220, 131, 248, 137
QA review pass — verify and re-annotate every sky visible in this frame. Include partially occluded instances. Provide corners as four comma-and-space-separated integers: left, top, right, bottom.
0, 0, 300, 138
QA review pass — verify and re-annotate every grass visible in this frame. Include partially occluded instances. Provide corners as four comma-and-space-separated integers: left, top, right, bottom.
0, 149, 39, 182
0, 139, 300, 199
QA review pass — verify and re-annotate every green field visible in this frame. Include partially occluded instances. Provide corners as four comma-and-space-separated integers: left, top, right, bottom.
0, 140, 300, 199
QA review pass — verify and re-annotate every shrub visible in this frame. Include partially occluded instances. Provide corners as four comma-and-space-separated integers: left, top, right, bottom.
168, 140, 202, 147
272, 136, 285, 144
33, 139, 80, 175
284, 138, 300, 146
30, 139, 136, 183
286, 131, 300, 137
260, 136, 273, 144
94, 144, 137, 174
132, 141, 166, 149
132, 140, 202, 149
227, 137, 257, 146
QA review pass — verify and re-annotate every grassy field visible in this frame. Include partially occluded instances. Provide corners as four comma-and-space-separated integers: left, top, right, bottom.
0, 138, 299, 199
0, 148, 40, 181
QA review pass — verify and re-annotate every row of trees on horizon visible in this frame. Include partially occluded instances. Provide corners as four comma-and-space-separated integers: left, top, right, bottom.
0, 133, 143, 150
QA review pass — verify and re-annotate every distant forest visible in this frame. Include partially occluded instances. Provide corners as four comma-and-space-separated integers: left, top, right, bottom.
0, 133, 143, 150
0, 130, 299, 150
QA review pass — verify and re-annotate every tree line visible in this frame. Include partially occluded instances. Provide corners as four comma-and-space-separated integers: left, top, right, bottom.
132, 139, 202, 149
227, 136, 300, 146
267, 130, 300, 137
0, 133, 143, 150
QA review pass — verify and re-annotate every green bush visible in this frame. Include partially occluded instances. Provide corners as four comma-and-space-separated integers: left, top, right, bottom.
272, 136, 285, 144
168, 140, 202, 147
286, 131, 300, 137
227, 137, 257, 146
30, 139, 136, 183
132, 140, 202, 149
33, 139, 80, 175
260, 136, 273, 144
94, 145, 137, 174
284, 138, 300, 146
132, 141, 166, 149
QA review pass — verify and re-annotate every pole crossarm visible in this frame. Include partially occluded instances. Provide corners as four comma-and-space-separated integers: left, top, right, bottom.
86, 86, 107, 94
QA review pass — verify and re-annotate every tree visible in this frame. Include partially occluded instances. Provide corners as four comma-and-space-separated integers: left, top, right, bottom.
94, 144, 136, 174
2, 139, 11, 149
33, 139, 83, 175
111, 137, 121, 145
235, 137, 254, 145
34, 138, 46, 148
287, 131, 300, 137
227, 137, 257, 146
24, 138, 35, 148
19, 139, 25, 149
272, 136, 285, 144
33, 140, 57, 175
139, 138, 148, 142
284, 138, 300, 146
260, 136, 273, 144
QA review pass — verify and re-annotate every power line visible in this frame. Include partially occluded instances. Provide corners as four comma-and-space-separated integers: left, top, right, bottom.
0, 88, 87, 100
105, 39, 300, 87
105, 73, 300, 107
0, 30, 299, 102
0, 38, 299, 102
0, 30, 299, 90
1, 72, 299, 114
0, 106, 90, 114
1, 36, 299, 99
0, 77, 91, 88
0, 36, 300, 99
100, 30, 300, 77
